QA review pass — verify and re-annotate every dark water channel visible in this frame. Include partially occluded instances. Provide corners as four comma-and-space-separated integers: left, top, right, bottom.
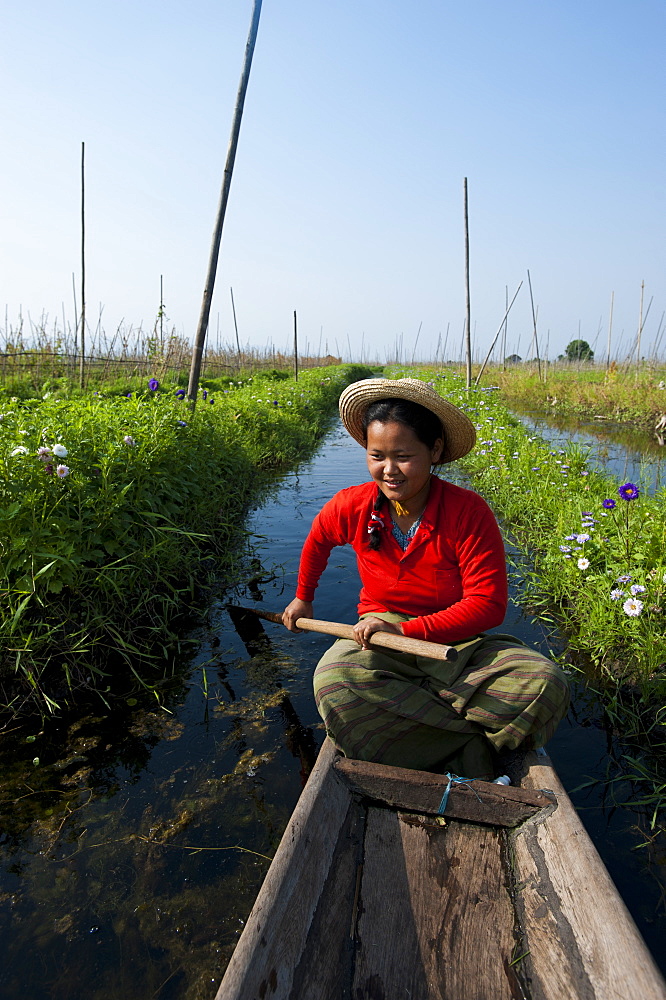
1, 420, 664, 999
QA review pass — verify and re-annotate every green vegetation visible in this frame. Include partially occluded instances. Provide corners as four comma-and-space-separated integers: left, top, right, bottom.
485, 363, 666, 428
0, 364, 372, 717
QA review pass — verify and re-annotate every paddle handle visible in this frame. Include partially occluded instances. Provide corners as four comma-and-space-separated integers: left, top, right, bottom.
245, 609, 458, 663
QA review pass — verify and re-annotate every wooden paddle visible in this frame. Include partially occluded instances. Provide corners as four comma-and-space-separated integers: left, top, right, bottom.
229, 607, 459, 662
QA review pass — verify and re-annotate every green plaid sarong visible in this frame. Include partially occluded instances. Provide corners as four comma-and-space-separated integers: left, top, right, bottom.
313, 613, 569, 778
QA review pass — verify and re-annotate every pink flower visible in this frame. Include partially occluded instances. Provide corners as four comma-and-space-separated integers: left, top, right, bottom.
56, 464, 70, 478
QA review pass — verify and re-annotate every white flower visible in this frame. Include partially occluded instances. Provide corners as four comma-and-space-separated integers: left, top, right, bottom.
56, 464, 70, 478
610, 589, 625, 601
52, 443, 68, 458
576, 533, 591, 543
577, 557, 590, 570
123, 435, 136, 447
19, 430, 29, 436
622, 598, 643, 617
10, 446, 28, 456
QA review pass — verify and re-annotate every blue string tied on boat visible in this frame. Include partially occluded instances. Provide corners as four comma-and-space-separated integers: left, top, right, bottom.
437, 773, 480, 815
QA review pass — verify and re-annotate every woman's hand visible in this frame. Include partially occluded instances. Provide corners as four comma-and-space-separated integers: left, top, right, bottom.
352, 616, 404, 649
282, 598, 313, 633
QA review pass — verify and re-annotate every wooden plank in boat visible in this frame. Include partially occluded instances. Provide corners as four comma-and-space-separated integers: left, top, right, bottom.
353, 807, 519, 1000
334, 756, 556, 827
512, 749, 666, 1000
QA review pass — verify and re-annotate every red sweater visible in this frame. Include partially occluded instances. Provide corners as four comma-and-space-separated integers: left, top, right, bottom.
295, 475, 508, 644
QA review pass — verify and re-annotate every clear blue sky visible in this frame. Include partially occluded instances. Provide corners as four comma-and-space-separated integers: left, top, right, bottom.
2, 1, 664, 363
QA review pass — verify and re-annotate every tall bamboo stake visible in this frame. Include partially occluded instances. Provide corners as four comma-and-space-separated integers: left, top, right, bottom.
79, 141, 86, 389
463, 178, 472, 388
606, 290, 614, 369
411, 321, 422, 363
526, 269, 542, 379
293, 310, 299, 380
230, 286, 241, 370
187, 0, 262, 404
474, 282, 523, 386
159, 274, 164, 347
636, 280, 645, 374
501, 285, 508, 371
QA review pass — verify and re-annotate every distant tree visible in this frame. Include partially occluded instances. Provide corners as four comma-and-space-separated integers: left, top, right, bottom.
505, 354, 522, 364
565, 339, 594, 361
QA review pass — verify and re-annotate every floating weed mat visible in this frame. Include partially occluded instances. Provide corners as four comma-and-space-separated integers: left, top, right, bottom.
488, 362, 666, 431
0, 364, 373, 717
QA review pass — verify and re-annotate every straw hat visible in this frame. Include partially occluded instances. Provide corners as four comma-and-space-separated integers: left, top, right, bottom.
338, 377, 476, 463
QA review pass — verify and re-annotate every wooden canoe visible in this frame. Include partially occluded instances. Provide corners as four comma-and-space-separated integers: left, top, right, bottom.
216, 739, 666, 1000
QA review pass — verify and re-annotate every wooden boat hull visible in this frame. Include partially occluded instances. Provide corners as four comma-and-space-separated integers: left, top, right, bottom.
216, 739, 666, 1000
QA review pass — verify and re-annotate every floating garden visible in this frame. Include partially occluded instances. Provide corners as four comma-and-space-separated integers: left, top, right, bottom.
0, 364, 373, 716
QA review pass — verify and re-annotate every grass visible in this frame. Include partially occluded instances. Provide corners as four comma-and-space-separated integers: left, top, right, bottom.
0, 363, 373, 718
482, 362, 666, 429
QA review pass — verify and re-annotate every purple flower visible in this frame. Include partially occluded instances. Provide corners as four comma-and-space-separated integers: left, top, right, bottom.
148, 378, 160, 391
618, 482, 639, 501
616, 574, 632, 584
582, 512, 593, 518
610, 589, 624, 601
630, 584, 646, 596
209, 398, 214, 405
175, 389, 186, 399
123, 435, 136, 446
576, 533, 591, 543
602, 499, 616, 509
43, 463, 54, 475
202, 390, 208, 400
177, 420, 187, 427
273, 400, 279, 406
126, 393, 132, 398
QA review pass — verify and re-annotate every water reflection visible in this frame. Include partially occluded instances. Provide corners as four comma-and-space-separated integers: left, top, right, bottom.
512, 406, 665, 493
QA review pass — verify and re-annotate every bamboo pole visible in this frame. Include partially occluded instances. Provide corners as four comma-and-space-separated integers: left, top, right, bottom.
636, 280, 645, 374
187, 0, 263, 405
474, 281, 523, 386
606, 290, 614, 369
293, 310, 298, 380
79, 141, 86, 389
463, 178, 472, 388
230, 286, 241, 371
501, 285, 508, 371
411, 321, 422, 364
159, 275, 164, 348
526, 269, 541, 379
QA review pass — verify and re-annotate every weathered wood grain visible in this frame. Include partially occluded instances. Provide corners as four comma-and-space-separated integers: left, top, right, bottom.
512, 749, 666, 1000
335, 756, 556, 827
352, 807, 520, 1000
287, 797, 366, 1000
216, 739, 354, 1000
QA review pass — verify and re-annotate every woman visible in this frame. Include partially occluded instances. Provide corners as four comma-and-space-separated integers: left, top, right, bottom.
282, 377, 569, 778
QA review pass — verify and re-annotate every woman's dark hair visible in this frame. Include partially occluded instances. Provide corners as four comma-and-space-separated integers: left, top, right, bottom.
362, 398, 445, 451
363, 398, 445, 550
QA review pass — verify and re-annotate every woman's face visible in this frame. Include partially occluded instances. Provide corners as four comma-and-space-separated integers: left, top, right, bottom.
365, 419, 443, 508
